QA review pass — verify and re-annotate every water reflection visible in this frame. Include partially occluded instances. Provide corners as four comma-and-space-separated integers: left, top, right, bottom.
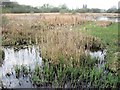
0, 45, 106, 88
89, 50, 106, 68
96, 16, 119, 22
0, 46, 42, 88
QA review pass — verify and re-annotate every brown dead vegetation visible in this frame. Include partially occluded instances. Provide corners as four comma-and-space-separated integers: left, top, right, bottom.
96, 21, 112, 27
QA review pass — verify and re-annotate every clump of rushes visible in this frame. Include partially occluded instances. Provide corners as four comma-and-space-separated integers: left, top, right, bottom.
30, 56, 119, 88
31, 64, 44, 87
21, 65, 29, 76
40, 29, 104, 66
14, 65, 30, 78
14, 65, 21, 78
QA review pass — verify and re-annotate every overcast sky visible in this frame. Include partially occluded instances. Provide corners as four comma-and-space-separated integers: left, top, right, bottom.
10, 0, 119, 9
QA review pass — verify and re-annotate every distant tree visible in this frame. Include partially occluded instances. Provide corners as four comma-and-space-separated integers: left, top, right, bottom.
118, 9, 120, 13
107, 6, 118, 13
2, 1, 118, 13
59, 4, 69, 13
2, 1, 18, 8
59, 4, 68, 10
1, 0, 10, 2
79, 8, 90, 13
2, 1, 19, 13
50, 7, 60, 12
100, 9, 106, 13
90, 8, 101, 13
40, 4, 53, 13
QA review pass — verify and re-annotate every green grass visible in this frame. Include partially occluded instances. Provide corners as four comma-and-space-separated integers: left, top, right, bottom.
30, 56, 119, 88
77, 21, 119, 73
79, 22, 118, 50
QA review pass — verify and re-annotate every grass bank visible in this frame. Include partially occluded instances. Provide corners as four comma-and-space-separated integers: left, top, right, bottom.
79, 21, 119, 74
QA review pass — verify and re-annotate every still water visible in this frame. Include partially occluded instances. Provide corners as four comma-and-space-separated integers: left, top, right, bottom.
96, 16, 119, 22
0, 46, 42, 88
0, 46, 106, 88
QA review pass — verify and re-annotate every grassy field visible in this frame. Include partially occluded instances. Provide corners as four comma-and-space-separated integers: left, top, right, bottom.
1, 14, 119, 88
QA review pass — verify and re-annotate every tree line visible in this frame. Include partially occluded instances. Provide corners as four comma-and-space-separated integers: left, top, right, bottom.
1, 1, 120, 13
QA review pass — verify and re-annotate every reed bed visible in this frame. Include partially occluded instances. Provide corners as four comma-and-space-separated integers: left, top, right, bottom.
2, 15, 104, 65
40, 29, 103, 65
1, 14, 119, 88
1, 14, 92, 47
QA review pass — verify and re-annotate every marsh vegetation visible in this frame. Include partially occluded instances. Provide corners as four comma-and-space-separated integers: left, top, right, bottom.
0, 13, 119, 88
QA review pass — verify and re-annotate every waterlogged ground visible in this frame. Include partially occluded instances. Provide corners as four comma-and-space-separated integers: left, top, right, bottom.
0, 13, 119, 88
0, 46, 42, 88
0, 46, 106, 88
96, 16, 120, 22
80, 22, 119, 71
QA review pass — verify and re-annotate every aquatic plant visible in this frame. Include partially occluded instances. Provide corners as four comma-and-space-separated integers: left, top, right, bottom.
30, 55, 119, 88
14, 65, 21, 78
21, 65, 29, 76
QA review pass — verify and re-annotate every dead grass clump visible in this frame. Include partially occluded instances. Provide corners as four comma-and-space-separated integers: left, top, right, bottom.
96, 21, 112, 27
3, 14, 88, 33
40, 30, 103, 66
